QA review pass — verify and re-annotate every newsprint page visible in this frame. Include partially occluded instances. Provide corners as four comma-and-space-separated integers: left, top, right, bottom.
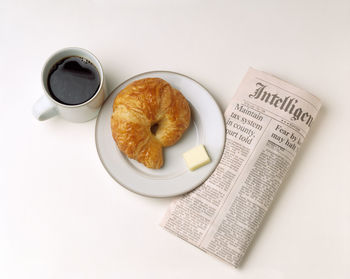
161, 68, 322, 267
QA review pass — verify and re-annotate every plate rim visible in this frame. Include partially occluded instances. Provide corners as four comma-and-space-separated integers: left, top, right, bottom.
95, 70, 226, 198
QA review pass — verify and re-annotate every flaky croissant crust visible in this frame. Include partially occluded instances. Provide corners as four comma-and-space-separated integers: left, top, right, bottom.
111, 78, 191, 169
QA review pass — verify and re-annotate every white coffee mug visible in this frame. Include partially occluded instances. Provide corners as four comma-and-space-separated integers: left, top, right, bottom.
32, 47, 107, 122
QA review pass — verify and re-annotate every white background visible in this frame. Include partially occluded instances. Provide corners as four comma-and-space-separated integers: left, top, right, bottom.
1, 0, 349, 278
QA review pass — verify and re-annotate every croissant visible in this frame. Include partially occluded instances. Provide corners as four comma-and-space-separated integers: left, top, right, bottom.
111, 78, 191, 169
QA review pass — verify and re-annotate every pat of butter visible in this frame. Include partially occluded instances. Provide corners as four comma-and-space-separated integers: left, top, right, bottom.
183, 144, 211, 171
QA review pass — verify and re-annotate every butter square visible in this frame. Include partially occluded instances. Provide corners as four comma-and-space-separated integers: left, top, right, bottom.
183, 144, 211, 171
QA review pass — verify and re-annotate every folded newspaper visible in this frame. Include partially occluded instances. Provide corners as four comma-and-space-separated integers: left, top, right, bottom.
161, 68, 322, 267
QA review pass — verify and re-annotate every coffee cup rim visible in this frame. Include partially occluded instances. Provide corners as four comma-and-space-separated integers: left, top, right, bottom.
41, 47, 104, 108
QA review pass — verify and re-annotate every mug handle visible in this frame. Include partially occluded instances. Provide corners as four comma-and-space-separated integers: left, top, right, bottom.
32, 95, 58, 121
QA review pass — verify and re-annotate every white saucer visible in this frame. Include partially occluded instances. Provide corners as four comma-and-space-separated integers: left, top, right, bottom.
95, 71, 225, 197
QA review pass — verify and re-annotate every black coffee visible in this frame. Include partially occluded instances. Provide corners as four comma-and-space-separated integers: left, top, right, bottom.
48, 56, 100, 105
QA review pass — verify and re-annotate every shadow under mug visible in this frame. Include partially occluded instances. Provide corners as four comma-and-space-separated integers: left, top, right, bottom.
32, 47, 107, 122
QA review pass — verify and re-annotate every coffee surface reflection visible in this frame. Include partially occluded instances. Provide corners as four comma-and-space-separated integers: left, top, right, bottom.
48, 56, 100, 105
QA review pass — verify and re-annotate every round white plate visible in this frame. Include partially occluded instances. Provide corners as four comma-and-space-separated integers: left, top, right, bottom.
95, 71, 225, 197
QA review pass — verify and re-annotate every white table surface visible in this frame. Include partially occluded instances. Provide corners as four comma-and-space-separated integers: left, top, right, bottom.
1, 0, 349, 278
